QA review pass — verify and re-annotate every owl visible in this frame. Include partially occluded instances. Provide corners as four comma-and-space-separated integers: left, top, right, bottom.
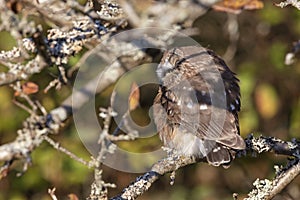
153, 46, 245, 167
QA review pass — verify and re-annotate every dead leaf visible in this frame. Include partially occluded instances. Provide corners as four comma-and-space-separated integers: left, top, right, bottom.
6, 0, 23, 14
213, 0, 264, 14
68, 193, 79, 200
0, 167, 9, 180
128, 82, 140, 111
14, 82, 39, 96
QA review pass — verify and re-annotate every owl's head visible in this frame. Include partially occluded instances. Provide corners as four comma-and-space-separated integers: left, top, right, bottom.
156, 48, 180, 82
155, 46, 241, 114
156, 46, 210, 84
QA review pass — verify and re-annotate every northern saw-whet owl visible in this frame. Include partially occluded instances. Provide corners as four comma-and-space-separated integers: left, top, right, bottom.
153, 46, 245, 167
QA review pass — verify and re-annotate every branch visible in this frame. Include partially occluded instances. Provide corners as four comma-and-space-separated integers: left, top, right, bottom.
242, 135, 300, 200
0, 0, 126, 87
0, 40, 151, 178
246, 159, 300, 200
242, 134, 300, 157
267, 160, 300, 199
118, 0, 219, 28
110, 135, 300, 200
110, 155, 198, 200
276, 0, 300, 10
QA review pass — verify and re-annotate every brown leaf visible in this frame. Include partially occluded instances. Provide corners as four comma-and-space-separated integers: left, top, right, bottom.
6, 0, 23, 14
128, 82, 140, 111
0, 167, 9, 180
68, 193, 79, 200
14, 82, 39, 96
213, 0, 264, 14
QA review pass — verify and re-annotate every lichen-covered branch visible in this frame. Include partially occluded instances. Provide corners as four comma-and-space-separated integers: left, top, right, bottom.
109, 135, 300, 200
242, 134, 300, 157
0, 101, 53, 178
110, 155, 198, 200
0, 43, 149, 178
276, 0, 300, 10
246, 159, 300, 200
267, 160, 300, 199
242, 135, 300, 199
0, 0, 126, 88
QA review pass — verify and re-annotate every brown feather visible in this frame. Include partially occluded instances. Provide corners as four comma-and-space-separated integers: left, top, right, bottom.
154, 46, 245, 167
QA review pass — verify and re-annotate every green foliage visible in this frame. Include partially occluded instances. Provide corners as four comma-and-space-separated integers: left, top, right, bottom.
269, 42, 287, 70
238, 62, 258, 134
0, 31, 16, 51
259, 2, 284, 25
290, 99, 300, 138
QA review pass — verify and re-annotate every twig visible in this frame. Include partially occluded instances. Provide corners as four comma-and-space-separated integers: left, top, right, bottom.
43, 136, 90, 167
48, 188, 58, 200
87, 107, 118, 199
0, 55, 46, 86
119, 0, 140, 27
223, 13, 239, 63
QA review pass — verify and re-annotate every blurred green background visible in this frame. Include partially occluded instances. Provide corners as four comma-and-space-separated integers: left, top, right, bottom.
1, 1, 300, 200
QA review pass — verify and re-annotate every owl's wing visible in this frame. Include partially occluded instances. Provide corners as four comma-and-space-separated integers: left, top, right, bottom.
167, 74, 245, 151
195, 106, 245, 150
176, 95, 244, 150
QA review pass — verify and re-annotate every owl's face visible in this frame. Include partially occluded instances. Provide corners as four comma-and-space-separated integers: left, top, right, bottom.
156, 55, 174, 82
153, 46, 245, 167
156, 47, 183, 82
